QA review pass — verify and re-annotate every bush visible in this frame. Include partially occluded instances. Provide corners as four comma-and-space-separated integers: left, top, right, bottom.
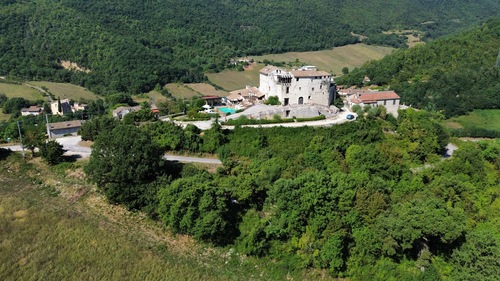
40, 140, 66, 165
295, 115, 326, 122
265, 96, 281, 105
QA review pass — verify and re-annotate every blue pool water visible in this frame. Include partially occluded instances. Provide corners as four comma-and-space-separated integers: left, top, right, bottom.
218, 107, 237, 114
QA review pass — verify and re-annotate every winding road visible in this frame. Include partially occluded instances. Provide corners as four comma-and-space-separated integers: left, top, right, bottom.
2, 136, 223, 165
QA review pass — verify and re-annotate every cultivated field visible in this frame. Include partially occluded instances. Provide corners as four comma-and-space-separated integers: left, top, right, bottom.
29, 81, 98, 101
165, 83, 200, 99
0, 82, 44, 100
206, 64, 264, 92
0, 153, 330, 281
166, 83, 229, 99
207, 44, 394, 91
444, 109, 500, 132
185, 83, 229, 97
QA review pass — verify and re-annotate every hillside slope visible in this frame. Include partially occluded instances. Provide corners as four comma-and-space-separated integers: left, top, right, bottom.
338, 18, 500, 117
1, 0, 499, 95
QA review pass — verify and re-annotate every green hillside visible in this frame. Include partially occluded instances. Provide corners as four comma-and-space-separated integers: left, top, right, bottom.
338, 18, 500, 117
1, 0, 499, 95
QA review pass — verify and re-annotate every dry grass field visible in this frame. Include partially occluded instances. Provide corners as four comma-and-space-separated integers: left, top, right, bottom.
29, 81, 98, 101
206, 64, 264, 92
185, 83, 229, 97
165, 83, 200, 99
207, 44, 394, 91
0, 83, 44, 100
0, 153, 331, 281
252, 44, 394, 75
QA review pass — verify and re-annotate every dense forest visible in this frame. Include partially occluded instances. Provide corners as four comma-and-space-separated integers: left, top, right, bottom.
72, 109, 500, 280
1, 0, 499, 94
337, 18, 500, 118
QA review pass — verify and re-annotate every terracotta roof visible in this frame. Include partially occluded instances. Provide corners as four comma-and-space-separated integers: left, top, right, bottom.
49, 120, 84, 130
259, 65, 282, 74
352, 91, 400, 104
291, 69, 331, 78
112, 106, 141, 115
21, 106, 42, 112
228, 86, 264, 100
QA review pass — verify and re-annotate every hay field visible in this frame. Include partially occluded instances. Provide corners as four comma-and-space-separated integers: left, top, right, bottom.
185, 83, 229, 97
165, 83, 199, 99
207, 44, 394, 91
0, 83, 44, 100
206, 64, 264, 92
29, 81, 98, 101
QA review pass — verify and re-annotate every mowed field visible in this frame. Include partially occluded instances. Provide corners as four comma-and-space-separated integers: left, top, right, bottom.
166, 83, 229, 99
207, 44, 394, 91
0, 154, 329, 281
443, 109, 500, 132
29, 81, 98, 101
0, 83, 44, 100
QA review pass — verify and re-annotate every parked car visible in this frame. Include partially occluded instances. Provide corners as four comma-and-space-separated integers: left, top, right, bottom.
346, 114, 355, 120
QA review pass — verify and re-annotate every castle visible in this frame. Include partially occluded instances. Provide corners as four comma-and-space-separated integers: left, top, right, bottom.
258, 65, 335, 107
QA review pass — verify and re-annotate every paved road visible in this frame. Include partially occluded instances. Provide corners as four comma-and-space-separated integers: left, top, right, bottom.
2, 136, 222, 164
172, 108, 357, 130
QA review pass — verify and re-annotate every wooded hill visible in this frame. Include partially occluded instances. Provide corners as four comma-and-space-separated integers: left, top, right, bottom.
1, 0, 499, 95
337, 17, 500, 118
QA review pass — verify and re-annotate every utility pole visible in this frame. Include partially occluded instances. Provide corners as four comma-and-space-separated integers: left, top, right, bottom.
17, 121, 25, 159
45, 113, 51, 139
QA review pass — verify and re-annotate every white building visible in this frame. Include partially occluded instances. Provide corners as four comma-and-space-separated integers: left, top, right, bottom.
258, 65, 335, 107
21, 106, 43, 116
347, 90, 401, 116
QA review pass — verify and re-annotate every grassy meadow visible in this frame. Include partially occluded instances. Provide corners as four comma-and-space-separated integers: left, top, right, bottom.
29, 81, 98, 101
0, 82, 44, 100
207, 44, 394, 91
186, 83, 229, 97
443, 109, 500, 132
0, 109, 10, 121
0, 153, 330, 281
165, 83, 200, 99
206, 64, 264, 92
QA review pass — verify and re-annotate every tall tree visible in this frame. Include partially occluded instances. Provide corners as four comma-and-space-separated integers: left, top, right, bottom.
85, 125, 164, 209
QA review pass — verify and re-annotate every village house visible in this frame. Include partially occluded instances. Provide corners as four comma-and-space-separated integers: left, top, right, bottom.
21, 106, 43, 116
200, 95, 223, 107
112, 105, 142, 120
258, 65, 335, 107
346, 89, 401, 116
50, 99, 72, 116
226, 86, 265, 106
72, 102, 88, 112
48, 120, 84, 138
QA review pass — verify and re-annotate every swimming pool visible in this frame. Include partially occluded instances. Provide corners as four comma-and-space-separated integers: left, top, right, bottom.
218, 107, 237, 114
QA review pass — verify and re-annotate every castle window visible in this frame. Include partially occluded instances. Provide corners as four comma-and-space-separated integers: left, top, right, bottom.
286, 87, 289, 94
296, 78, 299, 81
